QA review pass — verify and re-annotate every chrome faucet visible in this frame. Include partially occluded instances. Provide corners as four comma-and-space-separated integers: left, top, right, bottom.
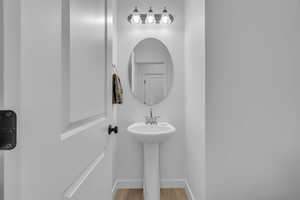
145, 108, 160, 125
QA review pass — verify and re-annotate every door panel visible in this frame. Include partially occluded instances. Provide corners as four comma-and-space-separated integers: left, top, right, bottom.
18, 0, 113, 200
60, 126, 108, 197
69, 0, 106, 123
71, 139, 112, 200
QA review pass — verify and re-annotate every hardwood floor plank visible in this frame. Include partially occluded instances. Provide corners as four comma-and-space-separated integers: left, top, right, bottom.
115, 189, 188, 200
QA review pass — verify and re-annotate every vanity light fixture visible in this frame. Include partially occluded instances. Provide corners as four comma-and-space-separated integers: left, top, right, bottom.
145, 7, 156, 24
160, 7, 174, 24
129, 6, 142, 24
128, 6, 174, 24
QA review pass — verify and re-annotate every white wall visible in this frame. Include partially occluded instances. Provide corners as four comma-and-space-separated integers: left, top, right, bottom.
115, 0, 186, 183
206, 1, 300, 200
184, 0, 206, 199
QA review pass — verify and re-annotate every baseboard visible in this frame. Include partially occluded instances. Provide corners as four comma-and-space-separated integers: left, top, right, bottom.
113, 179, 143, 190
184, 180, 196, 200
112, 179, 196, 200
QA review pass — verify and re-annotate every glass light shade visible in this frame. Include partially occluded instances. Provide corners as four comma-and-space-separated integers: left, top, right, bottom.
131, 13, 141, 24
146, 7, 156, 24
130, 6, 141, 24
160, 7, 172, 24
160, 14, 171, 24
146, 13, 155, 24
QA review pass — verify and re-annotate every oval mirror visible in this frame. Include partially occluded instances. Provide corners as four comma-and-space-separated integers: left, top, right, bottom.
128, 38, 173, 106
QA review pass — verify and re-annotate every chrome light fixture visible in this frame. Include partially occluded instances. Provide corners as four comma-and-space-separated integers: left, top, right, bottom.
160, 7, 173, 24
145, 7, 156, 24
129, 6, 142, 24
128, 6, 174, 24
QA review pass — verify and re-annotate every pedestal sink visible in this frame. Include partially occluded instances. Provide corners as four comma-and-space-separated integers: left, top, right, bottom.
127, 122, 176, 200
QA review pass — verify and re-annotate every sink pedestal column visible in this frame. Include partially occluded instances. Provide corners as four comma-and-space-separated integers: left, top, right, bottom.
143, 143, 160, 200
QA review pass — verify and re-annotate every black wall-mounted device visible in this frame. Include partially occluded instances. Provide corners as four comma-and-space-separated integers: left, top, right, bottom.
0, 110, 17, 150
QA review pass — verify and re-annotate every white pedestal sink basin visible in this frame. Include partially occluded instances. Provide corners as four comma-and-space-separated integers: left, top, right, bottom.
128, 122, 176, 143
127, 122, 176, 200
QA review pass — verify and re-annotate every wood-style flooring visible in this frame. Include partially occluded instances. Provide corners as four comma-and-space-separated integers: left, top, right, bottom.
115, 188, 188, 200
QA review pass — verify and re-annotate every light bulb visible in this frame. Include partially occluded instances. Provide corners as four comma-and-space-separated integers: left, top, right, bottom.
146, 13, 155, 24
130, 6, 141, 24
160, 14, 171, 24
131, 14, 141, 24
160, 7, 172, 24
146, 7, 156, 24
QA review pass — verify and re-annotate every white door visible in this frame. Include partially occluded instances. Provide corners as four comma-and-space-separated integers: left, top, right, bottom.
1, 0, 114, 200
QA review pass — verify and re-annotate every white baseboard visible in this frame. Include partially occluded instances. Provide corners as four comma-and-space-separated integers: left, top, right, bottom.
113, 179, 143, 190
112, 179, 196, 200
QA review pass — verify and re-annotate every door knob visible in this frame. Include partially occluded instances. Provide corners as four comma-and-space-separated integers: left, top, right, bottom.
108, 125, 118, 135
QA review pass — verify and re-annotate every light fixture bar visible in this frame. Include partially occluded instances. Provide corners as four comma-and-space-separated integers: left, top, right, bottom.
128, 6, 174, 24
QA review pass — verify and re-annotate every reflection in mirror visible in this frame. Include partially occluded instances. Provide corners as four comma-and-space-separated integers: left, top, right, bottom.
128, 38, 173, 106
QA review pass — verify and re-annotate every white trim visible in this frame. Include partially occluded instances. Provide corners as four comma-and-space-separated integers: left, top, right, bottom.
64, 153, 105, 199
61, 117, 106, 141
112, 178, 186, 190
113, 179, 143, 189
184, 180, 196, 200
